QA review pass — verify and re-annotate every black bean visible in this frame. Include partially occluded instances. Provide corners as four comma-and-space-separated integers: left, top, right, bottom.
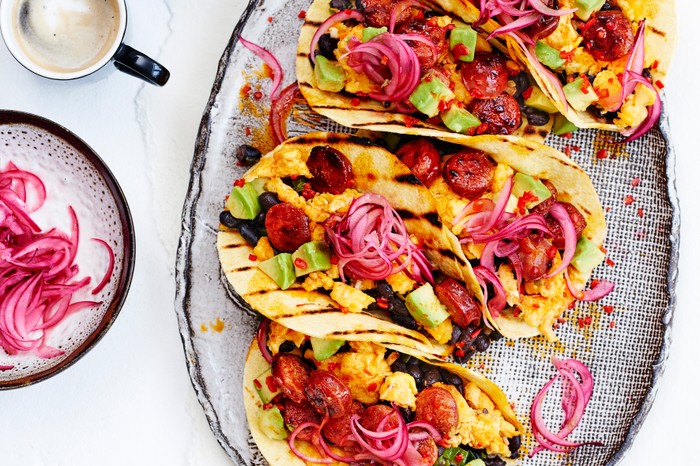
258, 192, 280, 211
250, 210, 266, 228
235, 144, 262, 166
219, 210, 242, 229
239, 224, 262, 246
473, 333, 491, 353
407, 357, 421, 367
449, 325, 463, 345
400, 407, 414, 423
317, 34, 339, 61
389, 297, 419, 330
453, 349, 476, 365
522, 106, 551, 126
422, 367, 443, 387
330, 0, 351, 9
488, 330, 503, 341
279, 341, 296, 353
406, 364, 423, 387
512, 72, 531, 98
483, 456, 506, 466
600, 1, 615, 10
391, 359, 407, 374
391, 311, 419, 330
508, 435, 522, 458
441, 370, 462, 388
376, 281, 394, 298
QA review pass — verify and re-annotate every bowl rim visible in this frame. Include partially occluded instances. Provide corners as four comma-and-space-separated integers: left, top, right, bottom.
0, 109, 136, 390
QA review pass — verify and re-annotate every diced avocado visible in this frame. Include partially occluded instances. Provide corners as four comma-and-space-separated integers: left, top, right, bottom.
571, 236, 605, 275
511, 173, 552, 209
254, 368, 282, 404
405, 283, 450, 329
553, 114, 579, 135
363, 26, 387, 42
310, 337, 344, 361
292, 241, 332, 276
225, 182, 261, 220
250, 177, 269, 195
574, 0, 606, 21
535, 41, 565, 69
524, 86, 559, 114
258, 406, 287, 440
466, 460, 486, 466
440, 106, 481, 133
449, 25, 477, 62
563, 77, 598, 112
258, 253, 295, 290
314, 55, 346, 92
409, 77, 455, 118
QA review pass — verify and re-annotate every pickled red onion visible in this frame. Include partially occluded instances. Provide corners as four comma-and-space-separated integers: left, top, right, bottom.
478, 0, 576, 40
270, 81, 301, 146
239, 37, 283, 99
473, 265, 508, 317
564, 271, 615, 302
256, 317, 273, 364
545, 202, 577, 278
309, 9, 365, 64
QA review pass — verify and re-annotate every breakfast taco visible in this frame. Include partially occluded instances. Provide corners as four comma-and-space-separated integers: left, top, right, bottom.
385, 131, 609, 340
296, 0, 556, 141
472, 0, 676, 140
244, 322, 522, 465
217, 132, 505, 362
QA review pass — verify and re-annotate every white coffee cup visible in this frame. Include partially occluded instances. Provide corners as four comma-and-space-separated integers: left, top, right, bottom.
0, 0, 169, 85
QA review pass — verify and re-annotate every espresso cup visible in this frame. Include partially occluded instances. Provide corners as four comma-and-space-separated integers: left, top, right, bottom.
0, 0, 169, 86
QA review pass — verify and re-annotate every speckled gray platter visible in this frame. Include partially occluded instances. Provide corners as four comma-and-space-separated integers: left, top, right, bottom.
174, 1, 679, 464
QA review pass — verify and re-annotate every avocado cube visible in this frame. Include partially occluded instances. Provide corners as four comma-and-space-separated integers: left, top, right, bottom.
225, 182, 261, 220
314, 55, 346, 92
440, 106, 481, 133
363, 26, 387, 42
553, 114, 579, 135
258, 253, 295, 290
511, 173, 552, 209
405, 283, 450, 329
254, 368, 282, 404
571, 237, 605, 275
563, 77, 598, 111
257, 406, 287, 440
450, 25, 477, 62
250, 177, 269, 195
524, 86, 559, 114
535, 41, 565, 69
310, 337, 345, 361
409, 77, 455, 118
574, 0, 606, 21
292, 241, 332, 277
466, 460, 486, 466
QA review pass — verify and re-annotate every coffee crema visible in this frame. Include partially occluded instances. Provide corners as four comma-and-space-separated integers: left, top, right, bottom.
13, 0, 121, 73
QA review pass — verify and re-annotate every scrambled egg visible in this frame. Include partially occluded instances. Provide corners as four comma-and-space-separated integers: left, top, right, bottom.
302, 271, 335, 292
318, 342, 391, 404
593, 70, 623, 111
615, 82, 657, 129
330, 282, 375, 313
306, 189, 362, 222
267, 321, 306, 354
379, 372, 418, 410
253, 237, 274, 261
435, 382, 516, 457
425, 318, 453, 345
386, 271, 416, 295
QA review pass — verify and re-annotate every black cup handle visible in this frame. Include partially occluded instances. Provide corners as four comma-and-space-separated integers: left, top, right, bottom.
113, 44, 170, 86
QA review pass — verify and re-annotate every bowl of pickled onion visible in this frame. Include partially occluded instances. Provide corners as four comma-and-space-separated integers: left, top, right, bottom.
0, 110, 134, 389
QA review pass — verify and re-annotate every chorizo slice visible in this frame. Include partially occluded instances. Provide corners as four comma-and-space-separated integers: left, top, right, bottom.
433, 278, 481, 328
414, 386, 459, 437
467, 93, 521, 135
442, 149, 495, 198
264, 202, 311, 253
281, 398, 322, 441
394, 139, 441, 186
306, 146, 354, 195
271, 353, 311, 404
461, 53, 509, 100
580, 10, 633, 62
304, 370, 353, 418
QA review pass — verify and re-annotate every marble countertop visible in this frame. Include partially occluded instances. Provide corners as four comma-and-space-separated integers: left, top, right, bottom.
0, 0, 697, 464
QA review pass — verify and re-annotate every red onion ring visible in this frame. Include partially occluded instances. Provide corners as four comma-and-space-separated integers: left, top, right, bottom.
309, 9, 365, 64
473, 265, 508, 317
256, 318, 273, 364
564, 271, 615, 301
270, 81, 301, 146
289, 421, 333, 464
91, 238, 114, 295
239, 37, 284, 99
545, 202, 577, 278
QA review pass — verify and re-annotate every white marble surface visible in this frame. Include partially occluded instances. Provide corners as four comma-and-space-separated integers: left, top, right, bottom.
0, 0, 697, 464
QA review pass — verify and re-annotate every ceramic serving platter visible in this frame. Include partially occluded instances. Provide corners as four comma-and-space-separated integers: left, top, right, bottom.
174, 1, 679, 464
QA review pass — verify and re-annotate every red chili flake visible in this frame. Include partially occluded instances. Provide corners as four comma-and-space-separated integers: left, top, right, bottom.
245, 127, 251, 137
580, 75, 592, 94
584, 315, 592, 325
298, 10, 306, 19
513, 308, 521, 318
560, 132, 573, 139
522, 86, 534, 100
564, 145, 572, 157
452, 43, 470, 60
328, 362, 340, 371
624, 195, 635, 205
475, 122, 489, 135
290, 174, 298, 180
631, 177, 641, 187
367, 382, 377, 392
605, 207, 611, 212
263, 402, 273, 410
470, 328, 482, 339
455, 341, 466, 349
572, 145, 580, 152
609, 321, 616, 328
294, 257, 308, 269
265, 375, 278, 393
479, 363, 485, 370
637, 207, 644, 218
559, 49, 575, 63
455, 349, 465, 357
603, 305, 614, 314
405, 116, 420, 128
596, 87, 610, 99
596, 149, 608, 159
249, 254, 258, 262
253, 379, 262, 389
240, 83, 251, 97
449, 81, 456, 91
253, 90, 263, 100
567, 300, 576, 310
651, 60, 659, 70
330, 256, 339, 265
234, 178, 246, 187
577, 318, 585, 328
267, 16, 273, 22
376, 297, 389, 309
606, 258, 616, 267
557, 317, 567, 323
455, 453, 464, 463
655, 80, 665, 89
340, 306, 349, 313
600, 246, 608, 254
301, 183, 316, 200
553, 322, 560, 329
516, 191, 539, 215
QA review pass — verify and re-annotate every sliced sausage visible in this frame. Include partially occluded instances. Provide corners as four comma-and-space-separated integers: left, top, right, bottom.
468, 92, 521, 135
518, 234, 558, 282
442, 149, 495, 198
396, 17, 448, 70
529, 180, 558, 216
546, 202, 587, 249
271, 353, 311, 404
359, 404, 400, 432
433, 278, 481, 328
357, 0, 412, 28
414, 386, 459, 437
413, 433, 439, 466
307, 146, 354, 195
394, 139, 441, 186
264, 202, 311, 253
460, 53, 509, 100
580, 10, 633, 62
305, 370, 353, 418
322, 401, 364, 447
281, 398, 322, 441
523, 0, 560, 40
